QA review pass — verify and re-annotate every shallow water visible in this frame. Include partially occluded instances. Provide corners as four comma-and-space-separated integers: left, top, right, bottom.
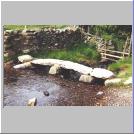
4, 70, 65, 106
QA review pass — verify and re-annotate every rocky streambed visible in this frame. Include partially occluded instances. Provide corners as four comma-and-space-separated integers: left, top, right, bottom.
4, 68, 132, 106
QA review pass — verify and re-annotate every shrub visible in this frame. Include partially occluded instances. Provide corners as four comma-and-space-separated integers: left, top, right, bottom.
31, 43, 101, 64
108, 57, 132, 79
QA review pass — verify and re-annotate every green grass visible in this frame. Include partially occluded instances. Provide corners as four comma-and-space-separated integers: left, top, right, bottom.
4, 25, 69, 30
108, 57, 132, 79
31, 43, 101, 64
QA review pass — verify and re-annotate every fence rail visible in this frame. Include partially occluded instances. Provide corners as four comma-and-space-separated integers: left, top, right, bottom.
99, 48, 130, 61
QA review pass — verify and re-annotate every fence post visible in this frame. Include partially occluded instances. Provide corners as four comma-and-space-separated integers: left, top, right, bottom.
104, 41, 107, 58
128, 33, 132, 56
123, 36, 128, 58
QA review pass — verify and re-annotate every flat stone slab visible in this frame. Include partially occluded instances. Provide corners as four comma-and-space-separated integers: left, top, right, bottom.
14, 57, 115, 80
91, 68, 115, 79
13, 62, 32, 69
31, 59, 93, 75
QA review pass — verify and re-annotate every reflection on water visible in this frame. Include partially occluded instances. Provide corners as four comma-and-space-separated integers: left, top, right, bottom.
4, 70, 63, 106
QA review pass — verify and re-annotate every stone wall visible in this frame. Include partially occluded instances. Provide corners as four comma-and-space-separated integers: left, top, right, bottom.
4, 28, 84, 58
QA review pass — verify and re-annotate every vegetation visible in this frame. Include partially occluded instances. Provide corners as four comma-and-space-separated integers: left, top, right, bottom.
82, 25, 132, 51
108, 57, 132, 79
4, 25, 68, 30
31, 43, 101, 65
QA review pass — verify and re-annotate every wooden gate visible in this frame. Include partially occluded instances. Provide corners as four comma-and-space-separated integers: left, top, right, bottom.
99, 49, 130, 61
99, 34, 132, 61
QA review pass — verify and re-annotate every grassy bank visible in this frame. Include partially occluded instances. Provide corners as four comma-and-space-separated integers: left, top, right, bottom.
108, 57, 132, 79
4, 25, 68, 30
31, 43, 101, 65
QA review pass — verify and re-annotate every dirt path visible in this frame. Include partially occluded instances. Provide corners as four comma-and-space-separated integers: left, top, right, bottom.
99, 86, 132, 106
47, 75, 132, 106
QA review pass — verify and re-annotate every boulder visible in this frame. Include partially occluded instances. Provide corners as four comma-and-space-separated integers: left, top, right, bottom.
18, 55, 33, 63
49, 64, 60, 75
79, 75, 94, 83
27, 97, 37, 106
91, 68, 114, 79
105, 78, 122, 86
123, 77, 132, 85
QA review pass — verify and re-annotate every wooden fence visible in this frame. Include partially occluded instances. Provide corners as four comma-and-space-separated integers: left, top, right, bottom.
99, 48, 130, 61
98, 34, 132, 61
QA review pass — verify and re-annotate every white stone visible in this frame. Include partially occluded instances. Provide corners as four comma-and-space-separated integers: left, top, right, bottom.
79, 75, 94, 83
13, 61, 32, 69
27, 97, 37, 106
96, 91, 104, 96
105, 78, 122, 86
91, 68, 114, 79
4, 53, 9, 57
18, 55, 33, 63
49, 64, 60, 75
123, 77, 132, 85
32, 59, 93, 75
54, 43, 58, 46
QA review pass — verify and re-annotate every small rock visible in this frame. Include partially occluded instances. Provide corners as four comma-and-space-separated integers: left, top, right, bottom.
43, 91, 49, 96
60, 75, 64, 78
54, 43, 58, 46
96, 91, 104, 98
27, 97, 37, 106
96, 91, 104, 96
77, 84, 80, 87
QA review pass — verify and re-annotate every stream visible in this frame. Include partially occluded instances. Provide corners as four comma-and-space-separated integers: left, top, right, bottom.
4, 68, 105, 106
4, 68, 132, 106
